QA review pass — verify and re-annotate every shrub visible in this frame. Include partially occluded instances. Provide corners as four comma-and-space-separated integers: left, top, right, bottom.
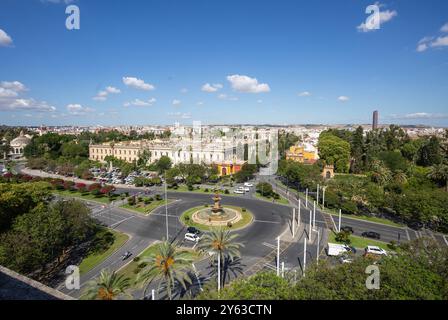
127, 197, 136, 206
335, 231, 351, 244
204, 188, 209, 192
224, 189, 230, 194
227, 221, 233, 228
155, 194, 162, 201
242, 208, 246, 212
133, 256, 140, 262
144, 198, 151, 205
187, 184, 194, 191
88, 183, 101, 192
184, 215, 190, 222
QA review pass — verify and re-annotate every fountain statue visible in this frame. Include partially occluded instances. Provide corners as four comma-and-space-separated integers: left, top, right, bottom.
211, 192, 223, 214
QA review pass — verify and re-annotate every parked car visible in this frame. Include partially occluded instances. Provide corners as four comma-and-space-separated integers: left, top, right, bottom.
361, 231, 381, 240
233, 189, 245, 194
326, 243, 352, 256
187, 226, 201, 235
364, 246, 387, 257
184, 232, 200, 242
408, 221, 424, 230
121, 251, 132, 260
244, 182, 254, 187
338, 254, 354, 264
341, 226, 354, 234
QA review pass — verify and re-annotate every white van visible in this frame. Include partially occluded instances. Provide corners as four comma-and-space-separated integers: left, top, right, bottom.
327, 243, 352, 256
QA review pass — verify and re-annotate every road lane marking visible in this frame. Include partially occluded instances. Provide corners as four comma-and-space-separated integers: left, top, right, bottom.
262, 242, 276, 249
405, 228, 411, 241
254, 219, 280, 224
110, 216, 134, 228
443, 235, 448, 247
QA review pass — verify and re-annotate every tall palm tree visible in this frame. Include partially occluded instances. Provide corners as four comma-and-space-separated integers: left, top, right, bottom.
84, 269, 131, 300
370, 160, 392, 186
136, 241, 193, 300
428, 164, 448, 192
196, 228, 243, 287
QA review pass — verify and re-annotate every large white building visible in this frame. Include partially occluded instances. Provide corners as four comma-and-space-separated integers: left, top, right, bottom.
8, 131, 32, 159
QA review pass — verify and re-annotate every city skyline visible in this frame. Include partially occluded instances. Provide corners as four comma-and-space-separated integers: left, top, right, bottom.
1, 0, 448, 127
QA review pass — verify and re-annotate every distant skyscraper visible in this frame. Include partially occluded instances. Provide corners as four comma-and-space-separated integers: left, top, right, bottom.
372, 110, 379, 130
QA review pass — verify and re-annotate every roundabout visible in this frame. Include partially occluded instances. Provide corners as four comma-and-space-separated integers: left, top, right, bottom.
180, 193, 254, 231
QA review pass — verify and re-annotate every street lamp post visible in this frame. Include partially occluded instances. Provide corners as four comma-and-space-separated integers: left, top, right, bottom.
316, 184, 319, 208
322, 187, 326, 209
313, 201, 316, 230
338, 209, 342, 233
303, 236, 307, 277
308, 210, 312, 240
305, 188, 308, 208
165, 171, 169, 241
217, 252, 221, 292
276, 237, 280, 276
292, 208, 295, 238
298, 199, 301, 227
315, 229, 320, 264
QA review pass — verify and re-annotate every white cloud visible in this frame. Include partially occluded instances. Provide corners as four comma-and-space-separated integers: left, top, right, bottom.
357, 7, 397, 33
226, 74, 270, 93
298, 91, 311, 97
390, 112, 448, 120
122, 77, 155, 91
0, 88, 18, 98
66, 104, 94, 115
123, 98, 156, 107
172, 99, 181, 106
0, 81, 55, 112
201, 83, 222, 93
0, 81, 27, 92
93, 86, 121, 101
417, 35, 448, 52
197, 101, 204, 106
441, 22, 448, 33
338, 96, 350, 102
0, 29, 13, 47
0, 98, 56, 112
218, 94, 238, 101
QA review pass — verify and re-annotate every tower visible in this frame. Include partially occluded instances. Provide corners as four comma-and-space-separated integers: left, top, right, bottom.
372, 110, 379, 130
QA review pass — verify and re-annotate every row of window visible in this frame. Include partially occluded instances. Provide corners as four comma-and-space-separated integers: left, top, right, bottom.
90, 148, 224, 161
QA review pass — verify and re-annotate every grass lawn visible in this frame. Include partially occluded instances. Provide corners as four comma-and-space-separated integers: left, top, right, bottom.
254, 192, 289, 206
328, 231, 390, 250
117, 242, 201, 285
78, 229, 129, 275
53, 189, 115, 204
120, 199, 174, 215
180, 205, 254, 231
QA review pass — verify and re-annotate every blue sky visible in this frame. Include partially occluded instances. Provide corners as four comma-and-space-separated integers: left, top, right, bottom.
0, 0, 447, 126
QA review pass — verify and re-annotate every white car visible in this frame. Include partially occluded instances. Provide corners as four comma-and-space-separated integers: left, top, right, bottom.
364, 246, 387, 256
233, 189, 245, 194
184, 233, 200, 242
244, 182, 254, 187
327, 243, 352, 256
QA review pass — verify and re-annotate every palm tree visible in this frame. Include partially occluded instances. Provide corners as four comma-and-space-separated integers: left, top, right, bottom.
84, 269, 131, 300
370, 160, 392, 186
428, 164, 448, 192
393, 170, 408, 185
136, 241, 193, 300
196, 228, 243, 287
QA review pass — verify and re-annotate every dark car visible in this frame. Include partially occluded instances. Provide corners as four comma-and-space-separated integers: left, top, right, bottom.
187, 226, 201, 235
121, 251, 132, 260
361, 231, 381, 240
341, 226, 354, 234
408, 221, 424, 230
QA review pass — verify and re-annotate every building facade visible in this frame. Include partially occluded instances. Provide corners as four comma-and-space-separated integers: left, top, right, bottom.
285, 144, 318, 164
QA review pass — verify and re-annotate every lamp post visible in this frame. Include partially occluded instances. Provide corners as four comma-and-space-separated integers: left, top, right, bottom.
313, 201, 316, 230
217, 252, 221, 292
322, 187, 326, 209
165, 170, 169, 241
316, 184, 319, 208
303, 236, 307, 277
276, 237, 280, 276
305, 188, 308, 208
338, 209, 342, 233
315, 229, 320, 264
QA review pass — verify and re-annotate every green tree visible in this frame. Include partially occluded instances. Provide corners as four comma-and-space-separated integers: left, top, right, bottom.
428, 164, 448, 192
196, 228, 243, 287
136, 241, 193, 300
84, 269, 131, 300
318, 133, 351, 173
155, 156, 172, 174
